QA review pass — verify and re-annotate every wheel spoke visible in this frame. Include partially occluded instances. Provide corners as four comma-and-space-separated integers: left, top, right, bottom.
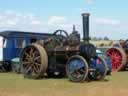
32, 65, 38, 73
32, 51, 38, 58
22, 61, 29, 65
29, 47, 34, 54
80, 68, 86, 73
106, 52, 111, 56
25, 65, 32, 73
31, 66, 35, 74
24, 52, 31, 58
35, 62, 41, 66
34, 64, 40, 72
25, 56, 30, 61
34, 56, 41, 61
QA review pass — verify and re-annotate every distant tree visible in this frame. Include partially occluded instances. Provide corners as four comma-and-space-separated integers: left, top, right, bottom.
104, 36, 109, 40
92, 37, 105, 40
98, 37, 103, 40
92, 37, 98, 40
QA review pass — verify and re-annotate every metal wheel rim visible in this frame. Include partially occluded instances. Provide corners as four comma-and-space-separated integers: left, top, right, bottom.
89, 56, 107, 80
66, 55, 88, 82
106, 47, 127, 71
20, 44, 48, 79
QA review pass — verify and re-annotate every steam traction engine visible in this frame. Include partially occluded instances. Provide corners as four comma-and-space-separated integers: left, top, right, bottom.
20, 13, 107, 82
106, 40, 128, 71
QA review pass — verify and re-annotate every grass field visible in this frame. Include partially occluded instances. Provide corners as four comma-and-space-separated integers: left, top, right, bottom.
0, 72, 128, 96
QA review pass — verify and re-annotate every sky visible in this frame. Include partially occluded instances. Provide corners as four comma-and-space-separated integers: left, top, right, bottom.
0, 0, 128, 40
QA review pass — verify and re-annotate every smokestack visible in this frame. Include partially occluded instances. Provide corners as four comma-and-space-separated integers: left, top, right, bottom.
82, 13, 90, 43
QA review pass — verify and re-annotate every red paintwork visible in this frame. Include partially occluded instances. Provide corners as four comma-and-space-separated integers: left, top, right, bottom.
106, 48, 122, 71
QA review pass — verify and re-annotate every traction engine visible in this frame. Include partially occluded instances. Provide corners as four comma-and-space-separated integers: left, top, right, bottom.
20, 13, 107, 82
106, 40, 128, 71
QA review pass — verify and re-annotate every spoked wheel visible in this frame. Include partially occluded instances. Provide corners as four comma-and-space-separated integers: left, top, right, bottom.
88, 56, 107, 81
106, 47, 127, 71
20, 44, 48, 79
66, 55, 88, 82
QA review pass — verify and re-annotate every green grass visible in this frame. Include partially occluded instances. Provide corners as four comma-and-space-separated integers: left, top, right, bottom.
0, 72, 128, 96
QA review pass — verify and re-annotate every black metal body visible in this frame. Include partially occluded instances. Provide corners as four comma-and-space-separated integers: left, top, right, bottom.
37, 13, 96, 76
46, 43, 96, 75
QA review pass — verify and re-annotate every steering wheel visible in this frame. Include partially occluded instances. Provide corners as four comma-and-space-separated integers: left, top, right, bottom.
53, 29, 68, 45
53, 29, 68, 37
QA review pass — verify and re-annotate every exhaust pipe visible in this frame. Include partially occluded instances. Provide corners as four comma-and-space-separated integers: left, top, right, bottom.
82, 13, 90, 43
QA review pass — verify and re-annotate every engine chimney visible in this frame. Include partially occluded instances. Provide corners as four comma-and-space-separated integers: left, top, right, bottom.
82, 13, 90, 43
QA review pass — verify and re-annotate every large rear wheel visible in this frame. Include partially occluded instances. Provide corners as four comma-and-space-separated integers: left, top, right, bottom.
20, 44, 48, 79
106, 47, 127, 71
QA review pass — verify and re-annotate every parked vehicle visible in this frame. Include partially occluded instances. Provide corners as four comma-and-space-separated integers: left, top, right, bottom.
19, 13, 108, 82
106, 40, 128, 71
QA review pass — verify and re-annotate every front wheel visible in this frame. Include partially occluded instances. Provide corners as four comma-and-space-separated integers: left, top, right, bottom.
88, 56, 107, 81
66, 55, 88, 82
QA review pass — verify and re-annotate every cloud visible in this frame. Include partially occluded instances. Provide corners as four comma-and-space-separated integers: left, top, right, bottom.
0, 16, 19, 27
0, 10, 74, 33
94, 18, 120, 25
90, 17, 128, 40
0, 10, 44, 30
47, 16, 75, 33
1, 10, 127, 40
0, 10, 21, 28
4, 10, 15, 15
79, 8, 88, 13
87, 0, 94, 5
0, 16, 3, 20
6, 20, 17, 25
31, 20, 42, 25
48, 16, 67, 25
29, 15, 43, 26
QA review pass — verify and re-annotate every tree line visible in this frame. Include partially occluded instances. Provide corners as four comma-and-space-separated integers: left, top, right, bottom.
90, 36, 109, 40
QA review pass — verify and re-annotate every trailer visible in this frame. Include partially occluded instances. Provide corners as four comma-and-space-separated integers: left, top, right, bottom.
0, 31, 53, 71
